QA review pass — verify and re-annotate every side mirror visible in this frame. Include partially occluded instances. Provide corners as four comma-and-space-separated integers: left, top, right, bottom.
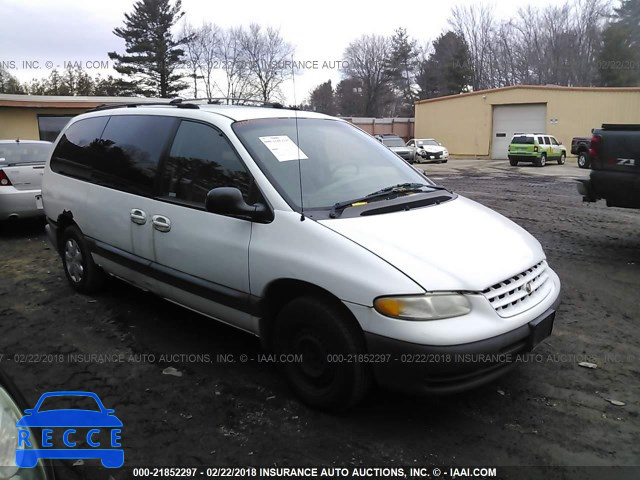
205, 187, 272, 223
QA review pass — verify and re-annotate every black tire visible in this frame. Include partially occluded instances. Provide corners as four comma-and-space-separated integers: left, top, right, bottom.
578, 152, 589, 169
61, 225, 105, 294
558, 152, 566, 165
509, 159, 518, 166
274, 296, 372, 412
536, 154, 546, 167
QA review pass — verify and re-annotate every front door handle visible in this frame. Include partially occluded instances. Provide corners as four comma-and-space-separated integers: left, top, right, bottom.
130, 209, 147, 225
151, 215, 171, 233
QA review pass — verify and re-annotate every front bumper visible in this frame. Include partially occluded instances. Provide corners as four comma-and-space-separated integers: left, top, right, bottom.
0, 187, 44, 220
420, 150, 447, 161
365, 297, 560, 395
577, 170, 640, 209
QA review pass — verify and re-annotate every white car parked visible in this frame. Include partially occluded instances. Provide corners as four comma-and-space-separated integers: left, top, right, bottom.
408, 138, 449, 164
0, 140, 52, 221
42, 102, 560, 411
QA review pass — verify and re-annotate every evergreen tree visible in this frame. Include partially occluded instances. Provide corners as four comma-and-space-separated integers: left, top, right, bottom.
598, 0, 640, 86
387, 28, 418, 116
335, 78, 366, 116
417, 32, 471, 99
108, 0, 189, 97
309, 80, 335, 115
0, 68, 25, 94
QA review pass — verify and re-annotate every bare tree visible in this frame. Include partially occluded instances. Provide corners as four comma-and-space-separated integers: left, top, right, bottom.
239, 24, 294, 103
197, 22, 221, 100
182, 22, 204, 97
343, 34, 393, 116
216, 26, 258, 103
450, 1, 611, 89
449, 3, 495, 90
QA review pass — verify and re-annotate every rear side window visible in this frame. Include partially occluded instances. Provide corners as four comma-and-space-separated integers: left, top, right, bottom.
159, 120, 251, 207
537, 136, 544, 144
511, 136, 534, 144
50, 117, 109, 181
543, 136, 551, 145
93, 115, 177, 196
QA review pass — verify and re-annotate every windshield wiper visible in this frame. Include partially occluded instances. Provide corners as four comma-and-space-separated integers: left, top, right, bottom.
329, 183, 451, 218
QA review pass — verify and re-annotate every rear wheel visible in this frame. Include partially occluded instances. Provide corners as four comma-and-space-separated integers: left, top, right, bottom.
61, 225, 106, 293
509, 159, 518, 166
536, 154, 546, 167
578, 152, 589, 169
274, 296, 371, 411
558, 152, 566, 165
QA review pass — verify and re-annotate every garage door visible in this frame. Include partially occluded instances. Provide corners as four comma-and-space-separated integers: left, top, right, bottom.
491, 104, 546, 159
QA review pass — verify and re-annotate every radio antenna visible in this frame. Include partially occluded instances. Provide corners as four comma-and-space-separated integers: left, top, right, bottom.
291, 56, 305, 221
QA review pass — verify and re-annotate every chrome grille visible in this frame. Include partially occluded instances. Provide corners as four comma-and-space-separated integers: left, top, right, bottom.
483, 261, 551, 317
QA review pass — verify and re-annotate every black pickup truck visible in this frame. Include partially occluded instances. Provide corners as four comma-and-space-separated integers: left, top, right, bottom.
578, 124, 640, 209
571, 137, 591, 168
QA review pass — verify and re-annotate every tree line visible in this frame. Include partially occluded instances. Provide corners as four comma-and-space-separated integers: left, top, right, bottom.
1, 0, 638, 117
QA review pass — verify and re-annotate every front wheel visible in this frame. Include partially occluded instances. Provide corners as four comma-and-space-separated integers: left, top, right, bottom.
274, 296, 371, 412
61, 225, 106, 293
509, 159, 518, 166
558, 153, 566, 165
578, 152, 589, 169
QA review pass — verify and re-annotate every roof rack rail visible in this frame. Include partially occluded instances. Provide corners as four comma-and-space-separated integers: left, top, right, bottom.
87, 100, 200, 112
177, 97, 297, 109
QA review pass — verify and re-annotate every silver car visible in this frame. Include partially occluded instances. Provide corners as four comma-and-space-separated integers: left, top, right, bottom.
0, 140, 52, 220
375, 135, 414, 162
408, 138, 449, 164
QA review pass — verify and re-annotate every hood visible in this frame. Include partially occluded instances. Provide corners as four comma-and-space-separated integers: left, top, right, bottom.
319, 196, 544, 292
419, 145, 446, 153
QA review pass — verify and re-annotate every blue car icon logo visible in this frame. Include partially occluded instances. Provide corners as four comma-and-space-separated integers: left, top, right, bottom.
15, 391, 123, 468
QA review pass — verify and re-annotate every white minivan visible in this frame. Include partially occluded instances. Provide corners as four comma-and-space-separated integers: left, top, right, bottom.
42, 102, 560, 411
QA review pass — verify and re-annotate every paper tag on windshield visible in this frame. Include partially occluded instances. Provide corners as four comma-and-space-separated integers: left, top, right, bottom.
259, 136, 308, 162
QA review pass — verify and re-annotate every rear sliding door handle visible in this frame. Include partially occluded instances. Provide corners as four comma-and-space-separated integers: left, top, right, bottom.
151, 215, 171, 232
130, 209, 147, 225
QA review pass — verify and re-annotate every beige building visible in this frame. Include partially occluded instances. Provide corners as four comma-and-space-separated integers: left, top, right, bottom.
414, 85, 640, 159
0, 94, 163, 142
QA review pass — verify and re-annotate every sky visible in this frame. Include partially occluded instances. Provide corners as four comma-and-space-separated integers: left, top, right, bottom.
0, 0, 575, 103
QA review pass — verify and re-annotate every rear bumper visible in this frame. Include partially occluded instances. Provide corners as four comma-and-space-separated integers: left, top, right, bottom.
577, 170, 640, 208
508, 154, 537, 162
366, 299, 559, 395
0, 187, 43, 220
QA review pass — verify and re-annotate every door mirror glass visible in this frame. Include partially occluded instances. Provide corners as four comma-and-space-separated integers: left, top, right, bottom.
205, 187, 271, 223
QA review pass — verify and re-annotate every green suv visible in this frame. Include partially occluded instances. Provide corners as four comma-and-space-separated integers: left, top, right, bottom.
508, 134, 567, 167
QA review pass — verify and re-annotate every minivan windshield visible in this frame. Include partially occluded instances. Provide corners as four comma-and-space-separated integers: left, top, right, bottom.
233, 118, 434, 210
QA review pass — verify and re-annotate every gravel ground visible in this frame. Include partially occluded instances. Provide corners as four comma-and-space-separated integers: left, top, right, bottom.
1, 160, 638, 480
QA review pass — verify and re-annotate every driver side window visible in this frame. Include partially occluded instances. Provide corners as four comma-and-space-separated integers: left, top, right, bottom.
159, 121, 251, 207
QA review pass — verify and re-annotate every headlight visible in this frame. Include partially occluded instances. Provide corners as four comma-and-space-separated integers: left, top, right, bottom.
374, 294, 471, 321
